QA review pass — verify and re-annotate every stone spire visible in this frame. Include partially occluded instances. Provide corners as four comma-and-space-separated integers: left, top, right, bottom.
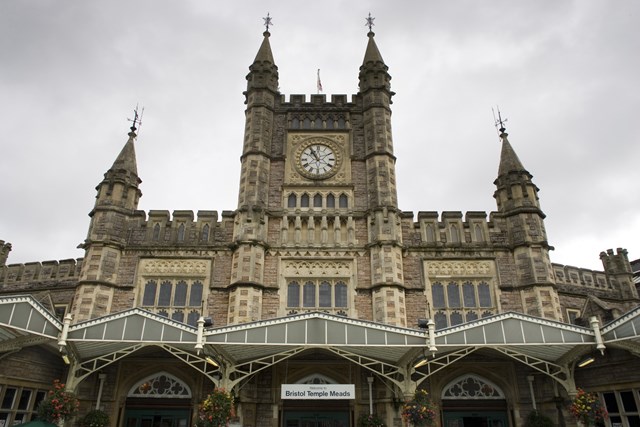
246, 30, 279, 93
358, 30, 391, 94
92, 119, 142, 214
497, 130, 526, 177
493, 129, 541, 214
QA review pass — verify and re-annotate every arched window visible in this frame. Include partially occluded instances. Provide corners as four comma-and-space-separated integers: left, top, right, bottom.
177, 223, 185, 242
447, 282, 461, 308
339, 194, 348, 208
442, 374, 505, 400
426, 224, 435, 242
288, 193, 297, 208
314, 118, 322, 129
201, 224, 210, 242
158, 281, 172, 306
153, 223, 161, 241
478, 282, 492, 307
287, 281, 300, 307
431, 282, 445, 308
319, 281, 331, 307
174, 281, 187, 306
462, 281, 476, 307
450, 225, 460, 243
303, 118, 311, 129
291, 118, 299, 128
142, 280, 157, 306
337, 117, 345, 129
326, 118, 334, 129
326, 194, 335, 208
314, 193, 323, 208
434, 312, 447, 329
190, 281, 203, 306
474, 224, 484, 241
303, 281, 316, 307
128, 372, 192, 398
335, 281, 348, 307
301, 194, 310, 208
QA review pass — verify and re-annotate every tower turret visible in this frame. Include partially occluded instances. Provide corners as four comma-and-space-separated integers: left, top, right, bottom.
493, 125, 559, 319
229, 23, 279, 324
359, 19, 406, 327
600, 248, 638, 300
73, 117, 142, 321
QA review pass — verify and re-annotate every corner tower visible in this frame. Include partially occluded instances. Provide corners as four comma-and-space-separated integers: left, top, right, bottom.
359, 26, 406, 326
73, 118, 142, 321
227, 28, 279, 323
493, 125, 560, 319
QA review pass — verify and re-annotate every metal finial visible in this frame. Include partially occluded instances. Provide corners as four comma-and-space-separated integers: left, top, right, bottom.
365, 13, 375, 32
492, 106, 508, 135
263, 13, 273, 32
128, 105, 144, 134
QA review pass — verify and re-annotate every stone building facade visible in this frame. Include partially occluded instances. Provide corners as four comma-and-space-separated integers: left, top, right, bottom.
1, 27, 640, 427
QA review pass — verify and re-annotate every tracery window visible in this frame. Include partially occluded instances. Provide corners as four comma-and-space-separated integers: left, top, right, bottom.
287, 279, 348, 313
128, 372, 192, 398
430, 279, 495, 330
442, 375, 504, 400
141, 279, 204, 326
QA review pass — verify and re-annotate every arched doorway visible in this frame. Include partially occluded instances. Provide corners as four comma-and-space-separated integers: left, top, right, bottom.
124, 372, 193, 427
440, 375, 509, 427
281, 374, 350, 427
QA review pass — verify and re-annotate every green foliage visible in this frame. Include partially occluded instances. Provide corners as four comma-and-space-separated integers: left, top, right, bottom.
524, 410, 554, 427
36, 380, 79, 423
196, 388, 235, 427
80, 410, 110, 427
401, 390, 438, 427
358, 413, 386, 427
570, 388, 608, 426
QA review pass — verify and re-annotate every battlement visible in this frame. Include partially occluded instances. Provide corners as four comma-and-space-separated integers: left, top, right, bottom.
0, 258, 83, 287
124, 209, 236, 247
402, 210, 505, 246
551, 262, 610, 289
278, 93, 358, 110
600, 248, 633, 275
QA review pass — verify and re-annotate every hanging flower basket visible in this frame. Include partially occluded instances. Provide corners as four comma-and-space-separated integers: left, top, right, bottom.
358, 413, 386, 427
569, 388, 608, 426
35, 380, 79, 423
401, 390, 438, 427
79, 409, 110, 427
196, 388, 235, 427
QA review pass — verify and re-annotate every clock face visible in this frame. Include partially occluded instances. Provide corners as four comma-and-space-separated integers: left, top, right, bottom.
299, 144, 336, 177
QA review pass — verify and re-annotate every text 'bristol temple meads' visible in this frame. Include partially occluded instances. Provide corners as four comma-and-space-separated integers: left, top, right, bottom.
1, 17, 639, 427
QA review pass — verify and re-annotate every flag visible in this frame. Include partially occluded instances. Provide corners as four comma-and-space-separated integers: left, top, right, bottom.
317, 69, 323, 93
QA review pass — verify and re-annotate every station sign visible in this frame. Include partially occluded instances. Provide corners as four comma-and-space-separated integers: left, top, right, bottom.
281, 384, 355, 400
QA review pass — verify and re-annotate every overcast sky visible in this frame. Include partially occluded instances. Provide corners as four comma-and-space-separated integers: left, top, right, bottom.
1, 1, 639, 271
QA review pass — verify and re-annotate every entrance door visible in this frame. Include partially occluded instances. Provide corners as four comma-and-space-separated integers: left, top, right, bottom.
443, 411, 508, 427
283, 410, 349, 427
124, 409, 190, 427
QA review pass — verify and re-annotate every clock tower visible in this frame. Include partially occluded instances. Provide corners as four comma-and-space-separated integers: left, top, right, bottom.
229, 24, 406, 326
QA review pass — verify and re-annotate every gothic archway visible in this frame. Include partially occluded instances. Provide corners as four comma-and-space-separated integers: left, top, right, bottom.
440, 374, 509, 427
124, 372, 193, 427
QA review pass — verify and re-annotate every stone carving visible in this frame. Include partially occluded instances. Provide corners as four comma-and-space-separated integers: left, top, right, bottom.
282, 259, 352, 277
141, 259, 209, 276
426, 260, 493, 277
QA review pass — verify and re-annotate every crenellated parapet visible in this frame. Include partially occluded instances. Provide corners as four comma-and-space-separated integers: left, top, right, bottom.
123, 209, 235, 248
402, 211, 505, 248
0, 258, 82, 288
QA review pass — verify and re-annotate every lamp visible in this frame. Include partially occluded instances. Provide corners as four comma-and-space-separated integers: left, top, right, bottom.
577, 356, 595, 368
413, 355, 428, 369
417, 319, 429, 329
205, 356, 219, 367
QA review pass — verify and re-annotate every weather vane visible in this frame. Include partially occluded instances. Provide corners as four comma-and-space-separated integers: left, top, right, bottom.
365, 13, 375, 32
492, 106, 507, 134
263, 13, 273, 32
128, 104, 144, 133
